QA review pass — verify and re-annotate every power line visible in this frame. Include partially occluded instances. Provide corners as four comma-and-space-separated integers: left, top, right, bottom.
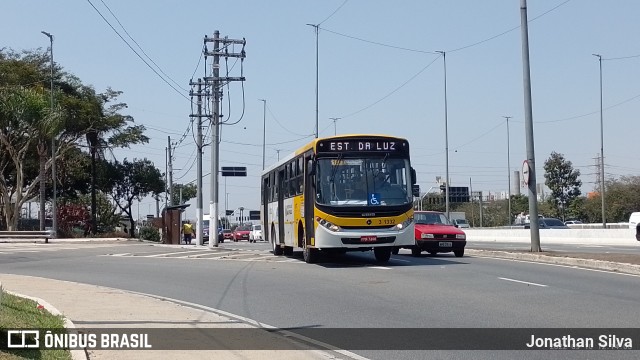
97, 0, 188, 93
318, 0, 350, 26
85, 0, 190, 101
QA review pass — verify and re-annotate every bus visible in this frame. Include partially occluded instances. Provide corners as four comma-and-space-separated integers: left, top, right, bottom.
260, 134, 420, 263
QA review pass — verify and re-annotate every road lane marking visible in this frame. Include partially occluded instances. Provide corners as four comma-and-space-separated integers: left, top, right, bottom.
475, 255, 640, 278
369, 266, 392, 270
498, 277, 547, 287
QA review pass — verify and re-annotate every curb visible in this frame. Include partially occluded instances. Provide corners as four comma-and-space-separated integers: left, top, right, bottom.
466, 249, 640, 276
1, 284, 87, 360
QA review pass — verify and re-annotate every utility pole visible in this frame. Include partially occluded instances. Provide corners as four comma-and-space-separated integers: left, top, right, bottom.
189, 79, 206, 246
259, 99, 266, 170
167, 136, 174, 206
41, 31, 58, 237
520, 0, 541, 252
203, 30, 246, 248
306, 24, 320, 138
504, 115, 512, 226
436, 50, 450, 220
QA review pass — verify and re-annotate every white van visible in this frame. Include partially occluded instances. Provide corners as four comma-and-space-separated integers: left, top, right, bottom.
628, 212, 640, 230
249, 224, 263, 242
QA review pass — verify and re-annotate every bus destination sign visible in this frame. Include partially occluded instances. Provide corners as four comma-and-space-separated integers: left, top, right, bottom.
317, 138, 408, 155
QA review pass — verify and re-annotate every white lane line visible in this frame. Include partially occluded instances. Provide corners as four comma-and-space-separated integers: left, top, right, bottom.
174, 251, 234, 259
498, 277, 547, 287
369, 266, 392, 270
391, 258, 411, 263
475, 255, 640, 278
146, 250, 214, 257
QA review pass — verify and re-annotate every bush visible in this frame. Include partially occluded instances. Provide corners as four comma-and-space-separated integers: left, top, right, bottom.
139, 226, 160, 242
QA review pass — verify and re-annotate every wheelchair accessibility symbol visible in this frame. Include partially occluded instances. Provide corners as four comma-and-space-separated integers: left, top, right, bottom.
369, 193, 381, 205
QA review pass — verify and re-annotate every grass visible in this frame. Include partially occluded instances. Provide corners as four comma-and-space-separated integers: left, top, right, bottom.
0, 290, 72, 360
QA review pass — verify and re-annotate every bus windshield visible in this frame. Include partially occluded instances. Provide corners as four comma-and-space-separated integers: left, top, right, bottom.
316, 157, 411, 207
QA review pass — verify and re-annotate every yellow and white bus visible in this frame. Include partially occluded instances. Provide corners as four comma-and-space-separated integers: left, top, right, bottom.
260, 134, 419, 263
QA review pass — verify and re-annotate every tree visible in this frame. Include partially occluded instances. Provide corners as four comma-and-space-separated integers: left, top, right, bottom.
108, 158, 165, 237
0, 49, 149, 231
171, 183, 197, 205
543, 152, 582, 221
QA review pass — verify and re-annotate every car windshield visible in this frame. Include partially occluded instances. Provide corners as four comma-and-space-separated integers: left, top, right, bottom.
455, 219, 468, 224
253, 225, 261, 230
415, 212, 450, 225
315, 157, 411, 206
223, 229, 231, 233
236, 226, 251, 231
203, 220, 209, 228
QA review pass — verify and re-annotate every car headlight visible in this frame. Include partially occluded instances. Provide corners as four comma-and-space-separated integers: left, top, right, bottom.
456, 234, 466, 240
395, 216, 413, 230
420, 233, 434, 239
316, 217, 341, 232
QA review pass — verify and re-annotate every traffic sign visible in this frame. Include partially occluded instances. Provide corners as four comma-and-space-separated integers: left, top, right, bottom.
221, 166, 247, 177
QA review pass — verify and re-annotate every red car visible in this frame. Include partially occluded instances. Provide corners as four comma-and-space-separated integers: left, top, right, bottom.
412, 211, 466, 257
232, 225, 252, 242
222, 229, 234, 241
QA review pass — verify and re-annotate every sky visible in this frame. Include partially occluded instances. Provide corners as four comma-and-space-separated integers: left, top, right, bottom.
3, 0, 640, 221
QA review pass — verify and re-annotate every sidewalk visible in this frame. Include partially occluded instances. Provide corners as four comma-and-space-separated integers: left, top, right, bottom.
0, 275, 347, 360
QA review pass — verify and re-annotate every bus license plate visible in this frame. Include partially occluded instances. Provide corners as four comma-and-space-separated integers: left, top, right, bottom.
361, 236, 377, 243
439, 241, 452, 247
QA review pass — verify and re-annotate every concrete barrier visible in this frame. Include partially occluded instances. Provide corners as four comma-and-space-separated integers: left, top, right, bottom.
465, 228, 638, 246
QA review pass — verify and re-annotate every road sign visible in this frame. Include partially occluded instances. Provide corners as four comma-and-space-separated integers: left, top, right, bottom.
522, 160, 530, 186
221, 166, 247, 176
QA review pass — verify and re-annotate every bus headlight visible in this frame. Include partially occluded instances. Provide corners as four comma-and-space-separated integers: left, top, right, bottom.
316, 217, 341, 232
395, 217, 413, 230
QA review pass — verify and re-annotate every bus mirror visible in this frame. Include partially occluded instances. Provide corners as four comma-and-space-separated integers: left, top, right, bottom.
410, 167, 417, 185
412, 184, 420, 197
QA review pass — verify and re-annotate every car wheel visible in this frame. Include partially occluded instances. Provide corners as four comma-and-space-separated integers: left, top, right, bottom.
374, 247, 392, 263
411, 247, 421, 257
454, 249, 464, 258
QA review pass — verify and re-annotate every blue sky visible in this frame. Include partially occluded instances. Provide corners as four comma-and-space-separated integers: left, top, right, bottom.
3, 0, 640, 220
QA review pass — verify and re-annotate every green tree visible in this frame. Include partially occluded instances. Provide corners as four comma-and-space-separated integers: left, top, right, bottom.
108, 158, 165, 237
0, 49, 149, 230
543, 152, 582, 221
171, 183, 197, 205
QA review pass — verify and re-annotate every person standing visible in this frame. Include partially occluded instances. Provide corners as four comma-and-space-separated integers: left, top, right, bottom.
182, 220, 193, 245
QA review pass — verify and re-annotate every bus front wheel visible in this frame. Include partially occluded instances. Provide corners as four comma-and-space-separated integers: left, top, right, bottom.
272, 228, 283, 256
303, 243, 319, 264
374, 247, 392, 262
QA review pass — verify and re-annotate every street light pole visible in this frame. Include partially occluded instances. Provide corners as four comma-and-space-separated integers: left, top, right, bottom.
259, 99, 266, 170
42, 31, 56, 238
306, 24, 319, 138
593, 53, 606, 229
436, 50, 450, 219
329, 117, 340, 135
504, 116, 512, 225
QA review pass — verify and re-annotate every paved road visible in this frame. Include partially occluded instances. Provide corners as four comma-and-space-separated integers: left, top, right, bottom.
1, 241, 639, 360
469, 240, 640, 253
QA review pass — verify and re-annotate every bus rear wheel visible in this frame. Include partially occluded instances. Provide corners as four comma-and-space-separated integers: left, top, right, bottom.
374, 247, 392, 262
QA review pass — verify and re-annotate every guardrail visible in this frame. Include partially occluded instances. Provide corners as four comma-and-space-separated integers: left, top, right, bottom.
0, 230, 55, 243
465, 227, 637, 246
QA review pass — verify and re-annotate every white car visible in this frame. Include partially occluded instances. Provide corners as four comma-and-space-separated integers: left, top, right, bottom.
452, 218, 470, 229
249, 224, 263, 242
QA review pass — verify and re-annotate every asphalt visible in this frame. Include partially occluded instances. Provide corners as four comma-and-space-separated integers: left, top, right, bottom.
1, 237, 640, 360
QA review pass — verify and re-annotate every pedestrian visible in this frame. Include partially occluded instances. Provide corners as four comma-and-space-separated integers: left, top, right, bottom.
182, 220, 193, 245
